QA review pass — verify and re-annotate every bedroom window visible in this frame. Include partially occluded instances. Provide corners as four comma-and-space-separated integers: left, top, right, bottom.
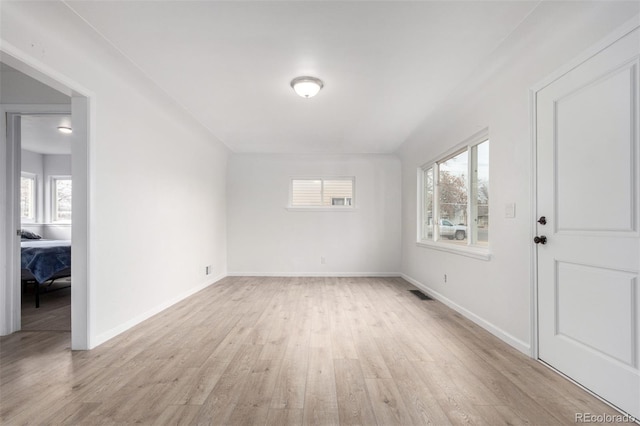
290, 177, 354, 209
52, 177, 72, 223
20, 173, 36, 222
418, 131, 489, 259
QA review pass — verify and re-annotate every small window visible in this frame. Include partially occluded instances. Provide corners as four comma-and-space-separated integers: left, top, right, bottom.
418, 131, 489, 254
52, 177, 72, 223
20, 173, 36, 222
291, 177, 354, 208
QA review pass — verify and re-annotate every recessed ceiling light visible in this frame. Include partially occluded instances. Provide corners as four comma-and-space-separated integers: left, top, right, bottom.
57, 126, 72, 134
290, 76, 324, 98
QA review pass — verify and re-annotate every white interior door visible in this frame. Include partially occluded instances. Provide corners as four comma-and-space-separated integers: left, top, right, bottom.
537, 27, 640, 418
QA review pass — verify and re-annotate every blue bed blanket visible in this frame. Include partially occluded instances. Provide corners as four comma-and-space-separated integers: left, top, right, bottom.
20, 240, 71, 283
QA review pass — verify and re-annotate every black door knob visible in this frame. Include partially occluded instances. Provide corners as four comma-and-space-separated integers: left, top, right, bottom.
534, 235, 547, 245
537, 216, 547, 225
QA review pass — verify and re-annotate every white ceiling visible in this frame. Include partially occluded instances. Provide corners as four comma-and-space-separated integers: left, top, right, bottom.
21, 115, 73, 155
65, 1, 541, 154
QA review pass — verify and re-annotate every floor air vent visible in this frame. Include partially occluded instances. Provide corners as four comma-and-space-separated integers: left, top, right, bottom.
409, 290, 433, 300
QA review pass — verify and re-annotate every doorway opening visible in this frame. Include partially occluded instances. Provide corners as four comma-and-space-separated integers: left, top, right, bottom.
16, 112, 73, 332
1, 55, 91, 350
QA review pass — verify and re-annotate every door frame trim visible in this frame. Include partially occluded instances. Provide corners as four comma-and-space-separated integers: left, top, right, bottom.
1, 43, 95, 350
529, 15, 640, 360
1, 110, 22, 336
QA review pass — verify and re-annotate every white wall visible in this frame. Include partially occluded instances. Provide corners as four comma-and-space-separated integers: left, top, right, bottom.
20, 149, 44, 175
228, 154, 401, 275
1, 1, 230, 346
43, 153, 71, 176
397, 2, 640, 354
0, 66, 70, 104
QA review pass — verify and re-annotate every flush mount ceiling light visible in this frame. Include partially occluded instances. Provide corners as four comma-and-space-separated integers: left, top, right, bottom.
57, 126, 72, 134
290, 76, 324, 98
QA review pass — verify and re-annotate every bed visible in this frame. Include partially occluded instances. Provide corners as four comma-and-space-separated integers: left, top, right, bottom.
21, 239, 71, 308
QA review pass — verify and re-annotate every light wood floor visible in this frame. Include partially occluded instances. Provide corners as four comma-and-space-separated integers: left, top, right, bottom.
0, 276, 620, 425
21, 278, 71, 332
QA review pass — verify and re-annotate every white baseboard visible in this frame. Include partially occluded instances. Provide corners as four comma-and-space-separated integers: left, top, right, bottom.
226, 272, 401, 277
400, 273, 531, 355
91, 272, 227, 349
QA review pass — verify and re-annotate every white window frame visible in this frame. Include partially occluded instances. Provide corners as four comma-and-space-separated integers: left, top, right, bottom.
287, 176, 356, 212
20, 172, 37, 223
51, 175, 72, 224
417, 129, 490, 260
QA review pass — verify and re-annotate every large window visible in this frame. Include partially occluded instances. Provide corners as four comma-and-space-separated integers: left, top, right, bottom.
290, 177, 354, 208
419, 132, 489, 257
52, 177, 72, 223
20, 173, 36, 222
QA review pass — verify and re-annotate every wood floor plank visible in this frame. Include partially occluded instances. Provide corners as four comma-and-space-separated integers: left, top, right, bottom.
328, 279, 359, 360
155, 404, 203, 425
333, 358, 377, 426
471, 404, 529, 426
179, 363, 229, 405
412, 361, 487, 425
347, 313, 392, 380
259, 311, 292, 361
0, 276, 626, 425
227, 358, 282, 424
302, 346, 339, 425
270, 344, 310, 410
364, 377, 413, 425
382, 358, 451, 425
194, 343, 264, 424
265, 408, 304, 425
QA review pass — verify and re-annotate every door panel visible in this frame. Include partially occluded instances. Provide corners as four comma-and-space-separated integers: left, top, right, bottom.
555, 62, 636, 233
556, 261, 636, 366
537, 27, 640, 418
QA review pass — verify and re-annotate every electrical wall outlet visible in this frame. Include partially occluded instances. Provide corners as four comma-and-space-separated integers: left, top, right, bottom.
321, 256, 326, 264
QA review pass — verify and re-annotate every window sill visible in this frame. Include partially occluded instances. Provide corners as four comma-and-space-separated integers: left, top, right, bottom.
416, 240, 491, 261
286, 207, 357, 212
22, 222, 71, 226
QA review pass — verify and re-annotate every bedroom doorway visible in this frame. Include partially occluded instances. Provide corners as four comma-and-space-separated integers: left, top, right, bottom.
14, 112, 73, 333
1, 55, 91, 350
